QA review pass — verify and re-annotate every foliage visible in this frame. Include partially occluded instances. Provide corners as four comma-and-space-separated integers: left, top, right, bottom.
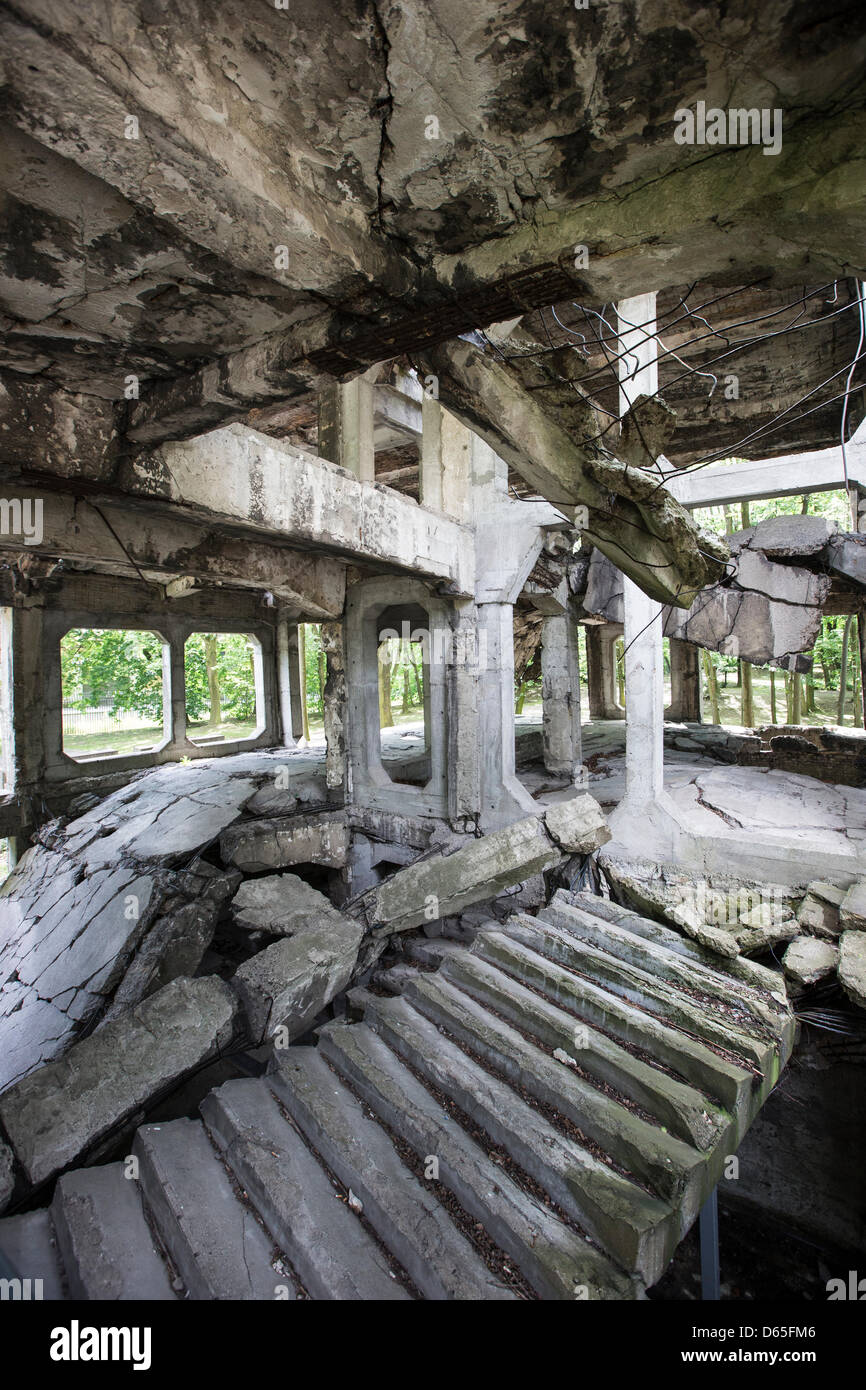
61, 629, 165, 720
60, 628, 259, 724
184, 633, 257, 721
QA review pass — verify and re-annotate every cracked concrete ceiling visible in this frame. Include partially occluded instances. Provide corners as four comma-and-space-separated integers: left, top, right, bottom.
0, 0, 864, 458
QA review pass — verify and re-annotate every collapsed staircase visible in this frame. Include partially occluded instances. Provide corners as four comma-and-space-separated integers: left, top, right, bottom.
0, 890, 795, 1300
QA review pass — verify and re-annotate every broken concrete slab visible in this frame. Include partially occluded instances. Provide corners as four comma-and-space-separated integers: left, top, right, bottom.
838, 931, 866, 1010
0, 976, 240, 1187
230, 872, 348, 938
840, 880, 866, 932
745, 514, 836, 557
797, 887, 843, 938
782, 936, 839, 987
543, 796, 612, 855
367, 801, 610, 937
0, 1139, 14, 1214
232, 909, 364, 1046
220, 811, 349, 873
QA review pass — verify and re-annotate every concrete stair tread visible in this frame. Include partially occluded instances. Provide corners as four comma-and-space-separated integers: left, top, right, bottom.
51, 1162, 176, 1301
469, 927, 757, 1125
201, 1076, 410, 1300
349, 987, 677, 1284
541, 896, 794, 1052
0, 1209, 66, 1299
564, 891, 787, 997
380, 963, 713, 1220
269, 1045, 518, 1300
496, 914, 777, 1072
317, 1015, 641, 1300
133, 1117, 282, 1300
431, 943, 730, 1152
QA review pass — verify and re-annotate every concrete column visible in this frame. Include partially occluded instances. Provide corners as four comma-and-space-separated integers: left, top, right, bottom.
420, 398, 472, 520
476, 603, 537, 830
285, 623, 304, 740
447, 599, 482, 822
318, 377, 375, 481
667, 638, 702, 722
617, 293, 664, 805
541, 610, 582, 776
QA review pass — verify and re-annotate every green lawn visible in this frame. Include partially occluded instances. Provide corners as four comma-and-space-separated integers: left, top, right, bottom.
64, 718, 258, 758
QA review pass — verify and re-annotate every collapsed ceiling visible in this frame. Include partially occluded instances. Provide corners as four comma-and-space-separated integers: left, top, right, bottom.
0, 0, 864, 599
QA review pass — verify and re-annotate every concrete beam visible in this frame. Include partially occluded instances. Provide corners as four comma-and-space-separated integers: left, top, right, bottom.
668, 443, 866, 510
0, 486, 346, 618
117, 425, 475, 596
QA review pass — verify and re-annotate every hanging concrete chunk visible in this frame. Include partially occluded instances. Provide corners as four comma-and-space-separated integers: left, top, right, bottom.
0, 976, 240, 1188
231, 872, 348, 938
543, 796, 611, 854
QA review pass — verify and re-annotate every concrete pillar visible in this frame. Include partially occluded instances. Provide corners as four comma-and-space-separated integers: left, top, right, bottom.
420, 398, 472, 520
279, 621, 304, 742
447, 599, 482, 822
585, 623, 624, 720
617, 293, 664, 805
667, 638, 702, 722
541, 610, 582, 776
318, 377, 375, 481
321, 621, 347, 795
476, 603, 537, 830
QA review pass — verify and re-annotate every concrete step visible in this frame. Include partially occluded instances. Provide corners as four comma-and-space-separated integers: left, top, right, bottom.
201, 1076, 410, 1301
496, 914, 777, 1076
433, 944, 729, 1152
562, 891, 788, 996
133, 1118, 283, 1300
542, 896, 794, 1056
381, 963, 711, 1223
0, 1209, 65, 1298
470, 928, 756, 1129
269, 1046, 517, 1300
317, 1014, 642, 1300
350, 987, 677, 1284
51, 1163, 176, 1300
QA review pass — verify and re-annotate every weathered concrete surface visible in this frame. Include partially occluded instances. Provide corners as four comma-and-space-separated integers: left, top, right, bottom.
221, 811, 349, 874
232, 895, 364, 1045
797, 883, 844, 938
582, 530, 833, 667
0, 750, 327, 1091
839, 931, 866, 1009
0, 976, 240, 1187
840, 880, 866, 932
368, 797, 609, 936
782, 936, 839, 987
231, 872, 347, 939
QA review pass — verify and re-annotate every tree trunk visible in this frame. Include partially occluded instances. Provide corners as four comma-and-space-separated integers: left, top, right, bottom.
204, 635, 221, 726
741, 661, 754, 727
853, 623, 863, 728
838, 615, 853, 725
378, 645, 394, 727
770, 667, 777, 724
784, 670, 793, 724
792, 671, 802, 725
401, 666, 411, 714
316, 629, 326, 717
703, 648, 720, 724
299, 623, 310, 741
515, 681, 526, 715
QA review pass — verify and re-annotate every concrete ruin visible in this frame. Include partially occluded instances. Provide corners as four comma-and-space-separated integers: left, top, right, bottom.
0, 0, 864, 1310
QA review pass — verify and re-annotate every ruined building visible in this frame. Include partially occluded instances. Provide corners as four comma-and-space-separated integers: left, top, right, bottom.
0, 1, 864, 1308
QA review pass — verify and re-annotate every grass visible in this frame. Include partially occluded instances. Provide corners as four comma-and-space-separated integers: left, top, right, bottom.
64, 718, 258, 758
